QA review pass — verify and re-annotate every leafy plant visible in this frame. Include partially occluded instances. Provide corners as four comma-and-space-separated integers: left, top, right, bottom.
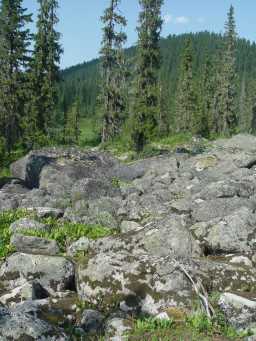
22, 220, 115, 253
0, 209, 115, 258
0, 209, 29, 258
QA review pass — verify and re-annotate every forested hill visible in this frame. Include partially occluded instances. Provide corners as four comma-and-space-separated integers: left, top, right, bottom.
58, 31, 256, 130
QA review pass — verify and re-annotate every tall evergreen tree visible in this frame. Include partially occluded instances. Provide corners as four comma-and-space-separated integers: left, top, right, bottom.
0, 0, 32, 152
27, 0, 62, 145
158, 83, 170, 136
65, 99, 80, 144
131, 0, 163, 152
216, 5, 238, 135
197, 55, 215, 137
175, 38, 197, 133
100, 0, 127, 143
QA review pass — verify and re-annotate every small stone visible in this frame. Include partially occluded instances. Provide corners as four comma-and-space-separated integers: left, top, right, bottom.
67, 237, 90, 257
120, 221, 144, 234
80, 309, 104, 334
229, 256, 253, 267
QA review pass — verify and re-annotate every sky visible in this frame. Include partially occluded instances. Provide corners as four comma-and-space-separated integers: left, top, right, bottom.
23, 0, 256, 69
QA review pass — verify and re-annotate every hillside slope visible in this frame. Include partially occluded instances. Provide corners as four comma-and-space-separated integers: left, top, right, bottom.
59, 31, 256, 126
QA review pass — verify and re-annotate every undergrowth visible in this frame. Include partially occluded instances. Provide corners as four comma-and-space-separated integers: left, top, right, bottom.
0, 209, 114, 258
128, 312, 251, 341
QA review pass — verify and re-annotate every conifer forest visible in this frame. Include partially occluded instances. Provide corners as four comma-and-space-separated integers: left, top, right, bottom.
0, 0, 256, 160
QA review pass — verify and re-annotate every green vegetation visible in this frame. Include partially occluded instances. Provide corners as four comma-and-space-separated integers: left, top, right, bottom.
0, 209, 115, 258
0, 210, 29, 258
1, 1, 255, 158
128, 312, 251, 341
22, 218, 114, 253
130, 0, 163, 152
99, 0, 127, 143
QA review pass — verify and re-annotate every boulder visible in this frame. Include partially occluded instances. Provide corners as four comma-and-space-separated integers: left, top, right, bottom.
0, 280, 48, 306
76, 216, 201, 315
219, 293, 256, 331
0, 304, 69, 340
191, 207, 256, 254
0, 253, 75, 293
11, 234, 60, 256
71, 178, 120, 203
10, 218, 48, 234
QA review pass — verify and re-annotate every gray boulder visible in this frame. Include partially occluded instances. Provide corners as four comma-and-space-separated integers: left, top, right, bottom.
0, 280, 48, 306
76, 216, 201, 315
11, 234, 60, 256
10, 218, 48, 234
191, 207, 256, 254
219, 293, 256, 331
0, 304, 69, 340
72, 178, 120, 203
0, 253, 75, 293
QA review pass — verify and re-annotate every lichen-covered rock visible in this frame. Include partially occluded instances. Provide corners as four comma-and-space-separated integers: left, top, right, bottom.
0, 253, 75, 294
219, 293, 256, 331
76, 216, 201, 315
191, 207, 256, 254
10, 218, 48, 234
11, 234, 60, 256
105, 316, 133, 340
0, 304, 69, 340
0, 280, 48, 306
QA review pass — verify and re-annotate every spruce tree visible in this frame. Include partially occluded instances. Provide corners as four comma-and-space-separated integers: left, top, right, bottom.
65, 99, 80, 145
198, 56, 215, 137
158, 83, 170, 136
100, 0, 127, 143
0, 0, 32, 152
175, 38, 196, 133
131, 0, 163, 152
216, 5, 238, 135
27, 0, 62, 145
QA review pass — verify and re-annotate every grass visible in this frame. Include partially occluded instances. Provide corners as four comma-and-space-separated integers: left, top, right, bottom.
0, 209, 29, 258
155, 132, 193, 148
79, 117, 101, 147
22, 218, 114, 253
0, 209, 115, 258
127, 312, 251, 341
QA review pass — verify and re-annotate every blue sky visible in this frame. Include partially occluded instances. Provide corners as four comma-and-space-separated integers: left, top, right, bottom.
23, 0, 256, 69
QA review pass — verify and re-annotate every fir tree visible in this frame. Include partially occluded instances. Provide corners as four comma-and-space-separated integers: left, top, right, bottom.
100, 0, 127, 143
198, 56, 215, 137
175, 38, 197, 133
217, 5, 238, 135
0, 0, 32, 152
131, 0, 163, 152
27, 0, 62, 144
158, 83, 170, 136
65, 99, 80, 144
